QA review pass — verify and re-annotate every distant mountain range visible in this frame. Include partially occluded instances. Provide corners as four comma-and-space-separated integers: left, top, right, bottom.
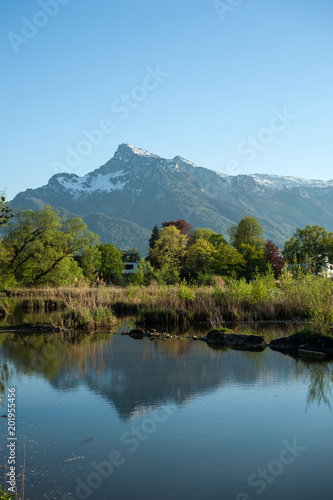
11, 143, 333, 255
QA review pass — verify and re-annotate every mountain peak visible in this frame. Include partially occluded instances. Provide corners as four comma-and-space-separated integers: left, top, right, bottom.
114, 143, 159, 162
10, 143, 333, 253
173, 155, 198, 168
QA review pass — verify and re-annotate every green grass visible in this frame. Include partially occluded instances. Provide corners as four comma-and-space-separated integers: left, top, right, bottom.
208, 327, 234, 334
0, 487, 15, 500
3, 272, 333, 332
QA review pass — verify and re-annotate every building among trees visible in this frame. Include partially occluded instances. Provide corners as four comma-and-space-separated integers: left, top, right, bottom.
122, 251, 140, 274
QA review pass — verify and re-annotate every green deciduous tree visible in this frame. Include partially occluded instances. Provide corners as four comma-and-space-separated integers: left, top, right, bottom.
237, 243, 266, 279
228, 216, 265, 251
185, 237, 216, 277
212, 243, 245, 277
0, 239, 16, 287
190, 227, 216, 244
133, 258, 156, 285
208, 233, 228, 249
0, 195, 14, 226
80, 245, 102, 283
149, 226, 187, 281
228, 216, 266, 278
283, 225, 333, 275
97, 243, 124, 284
3, 206, 98, 286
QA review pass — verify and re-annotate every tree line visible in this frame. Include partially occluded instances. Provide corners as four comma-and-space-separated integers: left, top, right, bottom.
0, 196, 332, 287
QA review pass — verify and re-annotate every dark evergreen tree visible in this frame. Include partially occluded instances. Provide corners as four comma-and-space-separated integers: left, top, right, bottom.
147, 225, 160, 266
148, 225, 160, 249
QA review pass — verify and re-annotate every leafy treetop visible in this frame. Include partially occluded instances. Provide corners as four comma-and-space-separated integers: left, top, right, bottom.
3, 206, 98, 286
265, 240, 284, 276
283, 225, 333, 275
162, 219, 192, 235
228, 216, 265, 251
0, 195, 14, 226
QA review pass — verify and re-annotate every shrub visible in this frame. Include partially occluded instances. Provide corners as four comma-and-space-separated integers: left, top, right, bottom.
177, 281, 197, 303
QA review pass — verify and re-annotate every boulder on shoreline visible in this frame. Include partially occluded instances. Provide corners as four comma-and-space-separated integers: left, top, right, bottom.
269, 333, 333, 356
129, 328, 146, 338
128, 329, 173, 340
205, 329, 267, 351
0, 322, 61, 333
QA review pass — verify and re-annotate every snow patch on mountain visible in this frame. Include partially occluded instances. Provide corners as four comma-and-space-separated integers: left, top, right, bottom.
173, 156, 198, 168
114, 143, 159, 162
250, 174, 333, 190
214, 171, 333, 190
126, 144, 157, 157
56, 170, 128, 198
45, 144, 333, 202
10, 143, 333, 252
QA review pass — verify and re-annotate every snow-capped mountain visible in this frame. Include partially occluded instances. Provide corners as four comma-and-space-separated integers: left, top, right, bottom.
11, 143, 333, 253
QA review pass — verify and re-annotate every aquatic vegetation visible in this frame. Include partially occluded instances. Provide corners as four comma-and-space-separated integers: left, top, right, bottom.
61, 304, 116, 331
3, 270, 333, 331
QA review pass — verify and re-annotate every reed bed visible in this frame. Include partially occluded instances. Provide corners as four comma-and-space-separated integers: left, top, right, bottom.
3, 272, 333, 333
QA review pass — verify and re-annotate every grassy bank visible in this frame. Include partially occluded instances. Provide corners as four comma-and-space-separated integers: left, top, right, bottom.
3, 272, 333, 334
2, 289, 117, 331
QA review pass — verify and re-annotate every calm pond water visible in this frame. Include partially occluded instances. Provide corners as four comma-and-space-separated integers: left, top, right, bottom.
0, 298, 302, 340
1, 332, 333, 500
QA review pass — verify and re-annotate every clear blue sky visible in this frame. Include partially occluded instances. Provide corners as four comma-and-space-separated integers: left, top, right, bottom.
1, 0, 333, 200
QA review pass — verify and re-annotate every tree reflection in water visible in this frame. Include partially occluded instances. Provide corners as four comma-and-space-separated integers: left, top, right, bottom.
2, 331, 333, 414
0, 334, 14, 403
296, 358, 333, 410
0, 331, 111, 383
0, 359, 10, 398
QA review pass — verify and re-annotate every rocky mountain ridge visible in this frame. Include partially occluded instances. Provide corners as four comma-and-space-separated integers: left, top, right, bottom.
11, 143, 333, 254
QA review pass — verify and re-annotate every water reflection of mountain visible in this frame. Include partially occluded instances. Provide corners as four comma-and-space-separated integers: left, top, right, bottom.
44, 336, 297, 419
2, 333, 330, 419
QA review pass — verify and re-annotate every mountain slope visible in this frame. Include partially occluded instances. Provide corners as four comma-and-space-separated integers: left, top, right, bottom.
11, 143, 333, 251
82, 213, 151, 256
